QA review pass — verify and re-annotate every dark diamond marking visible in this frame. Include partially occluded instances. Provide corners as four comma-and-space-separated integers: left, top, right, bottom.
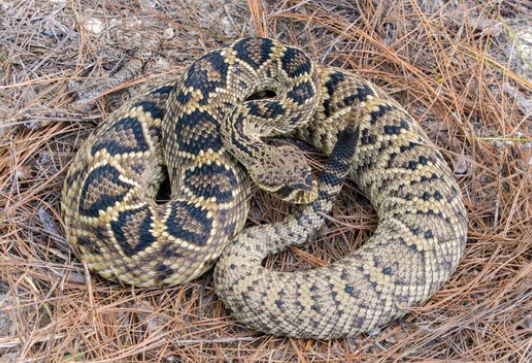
325, 71, 345, 97
160, 243, 182, 259
155, 262, 175, 281
343, 84, 373, 105
227, 112, 260, 156
323, 71, 346, 117
224, 221, 238, 237
234, 38, 274, 69
92, 117, 150, 157
369, 104, 395, 125
175, 89, 192, 105
79, 164, 131, 217
361, 129, 376, 145
344, 285, 359, 297
280, 47, 312, 78
383, 124, 403, 135
340, 269, 349, 280
246, 101, 285, 119
174, 109, 223, 155
150, 85, 174, 97
323, 100, 333, 118
130, 164, 145, 175
166, 201, 213, 246
76, 236, 101, 254
386, 152, 399, 168
110, 206, 156, 257
183, 50, 228, 104
286, 81, 314, 106
132, 100, 164, 120
400, 142, 417, 153
183, 162, 238, 203
406, 160, 418, 170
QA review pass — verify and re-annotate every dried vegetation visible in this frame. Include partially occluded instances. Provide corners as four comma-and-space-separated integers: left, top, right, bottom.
1, 0, 531, 362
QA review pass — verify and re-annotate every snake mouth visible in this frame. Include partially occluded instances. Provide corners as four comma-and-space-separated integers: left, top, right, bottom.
272, 175, 318, 204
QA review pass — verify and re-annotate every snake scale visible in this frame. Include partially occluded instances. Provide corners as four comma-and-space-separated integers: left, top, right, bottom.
61, 37, 467, 339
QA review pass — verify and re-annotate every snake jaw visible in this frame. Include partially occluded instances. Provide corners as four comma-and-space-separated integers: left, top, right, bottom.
249, 161, 319, 204
272, 177, 319, 204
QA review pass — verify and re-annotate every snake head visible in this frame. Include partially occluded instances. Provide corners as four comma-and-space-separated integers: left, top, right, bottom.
269, 169, 318, 204
248, 145, 318, 204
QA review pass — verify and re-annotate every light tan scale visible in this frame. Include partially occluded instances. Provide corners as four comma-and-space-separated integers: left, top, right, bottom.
62, 38, 467, 338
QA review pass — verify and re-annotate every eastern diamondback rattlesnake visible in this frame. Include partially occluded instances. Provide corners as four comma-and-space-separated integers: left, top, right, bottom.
62, 37, 467, 339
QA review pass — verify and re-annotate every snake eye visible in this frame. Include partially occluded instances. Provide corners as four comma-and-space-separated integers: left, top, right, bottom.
274, 185, 295, 200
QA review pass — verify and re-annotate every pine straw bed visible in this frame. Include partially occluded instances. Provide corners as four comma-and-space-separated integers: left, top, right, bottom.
1, 0, 531, 362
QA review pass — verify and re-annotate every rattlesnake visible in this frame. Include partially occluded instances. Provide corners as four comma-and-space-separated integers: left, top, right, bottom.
62, 37, 467, 338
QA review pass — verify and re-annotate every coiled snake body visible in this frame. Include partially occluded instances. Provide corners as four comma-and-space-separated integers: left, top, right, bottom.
62, 37, 467, 339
